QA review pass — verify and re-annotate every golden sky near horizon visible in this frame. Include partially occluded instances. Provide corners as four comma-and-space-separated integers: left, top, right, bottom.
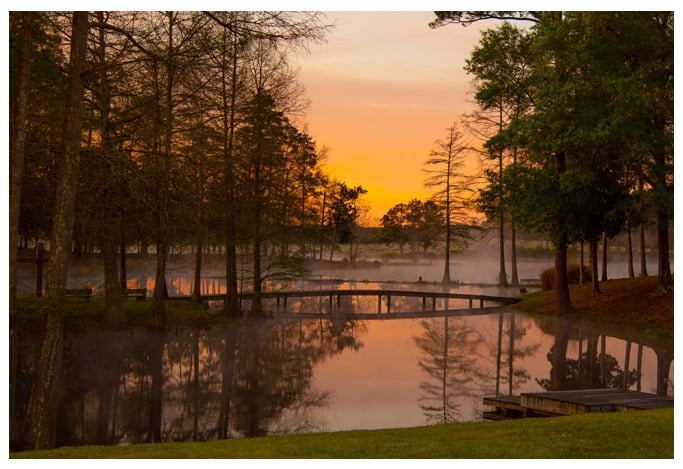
295, 11, 490, 223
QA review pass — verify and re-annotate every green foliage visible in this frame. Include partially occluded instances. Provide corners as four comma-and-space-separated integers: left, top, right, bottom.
471, 12, 672, 254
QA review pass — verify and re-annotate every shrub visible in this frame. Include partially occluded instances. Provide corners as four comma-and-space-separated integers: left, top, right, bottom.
540, 264, 592, 291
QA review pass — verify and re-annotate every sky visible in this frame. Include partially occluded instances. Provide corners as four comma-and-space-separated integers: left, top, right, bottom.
294, 11, 490, 223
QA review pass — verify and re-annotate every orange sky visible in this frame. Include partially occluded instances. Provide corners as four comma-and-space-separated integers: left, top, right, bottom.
295, 11, 489, 222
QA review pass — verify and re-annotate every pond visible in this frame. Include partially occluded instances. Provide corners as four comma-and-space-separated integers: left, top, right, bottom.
11, 282, 673, 447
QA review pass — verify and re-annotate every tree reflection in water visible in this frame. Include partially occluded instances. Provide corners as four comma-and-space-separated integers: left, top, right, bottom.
539, 316, 639, 392
13, 317, 363, 446
413, 317, 486, 424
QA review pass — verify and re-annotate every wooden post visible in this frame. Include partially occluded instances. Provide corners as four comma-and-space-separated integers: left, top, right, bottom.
377, 294, 382, 314
480, 298, 484, 308
432, 297, 436, 310
387, 294, 391, 313
422, 296, 426, 311
469, 298, 473, 309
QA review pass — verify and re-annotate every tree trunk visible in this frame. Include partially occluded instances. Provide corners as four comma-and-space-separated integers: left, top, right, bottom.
222, 24, 239, 317
579, 240, 585, 284
656, 210, 672, 290
23, 12, 89, 450
554, 236, 573, 314
639, 223, 648, 277
9, 11, 33, 315
626, 228, 634, 278
97, 14, 125, 329
600, 231, 608, 281
510, 217, 520, 287
120, 220, 127, 290
590, 235, 600, 294
192, 237, 202, 303
9, 12, 33, 445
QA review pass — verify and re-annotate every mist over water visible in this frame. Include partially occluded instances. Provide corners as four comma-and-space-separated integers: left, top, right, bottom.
16, 250, 662, 298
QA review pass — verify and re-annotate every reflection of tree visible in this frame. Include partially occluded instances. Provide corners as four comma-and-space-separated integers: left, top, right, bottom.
488, 312, 540, 396
537, 322, 638, 391
231, 320, 332, 437
414, 317, 485, 423
13, 315, 364, 446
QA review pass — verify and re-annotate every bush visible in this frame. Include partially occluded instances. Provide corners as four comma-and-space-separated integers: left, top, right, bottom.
540, 264, 592, 291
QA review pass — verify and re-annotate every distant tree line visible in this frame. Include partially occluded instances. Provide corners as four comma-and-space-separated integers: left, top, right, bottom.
433, 11, 673, 312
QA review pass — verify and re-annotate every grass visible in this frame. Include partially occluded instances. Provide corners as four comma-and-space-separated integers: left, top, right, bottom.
11, 408, 673, 458
12, 296, 225, 335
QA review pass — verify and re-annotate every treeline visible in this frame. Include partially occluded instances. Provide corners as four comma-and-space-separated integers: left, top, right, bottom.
431, 12, 673, 312
7, 11, 372, 450
8, 12, 378, 326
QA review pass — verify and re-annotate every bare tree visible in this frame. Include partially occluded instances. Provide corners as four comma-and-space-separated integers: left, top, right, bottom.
423, 122, 477, 283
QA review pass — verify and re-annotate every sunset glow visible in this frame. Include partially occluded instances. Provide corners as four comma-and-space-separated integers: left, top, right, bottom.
296, 11, 489, 222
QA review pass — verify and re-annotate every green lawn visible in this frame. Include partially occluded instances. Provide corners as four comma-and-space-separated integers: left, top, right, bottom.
11, 408, 673, 459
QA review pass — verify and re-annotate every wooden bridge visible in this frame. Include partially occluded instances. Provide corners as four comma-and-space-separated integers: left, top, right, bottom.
173, 288, 519, 317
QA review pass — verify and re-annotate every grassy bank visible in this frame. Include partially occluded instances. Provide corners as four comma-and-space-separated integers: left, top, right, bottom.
512, 276, 674, 340
11, 408, 673, 459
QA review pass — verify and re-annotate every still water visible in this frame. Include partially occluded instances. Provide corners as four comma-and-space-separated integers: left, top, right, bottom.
12, 283, 673, 447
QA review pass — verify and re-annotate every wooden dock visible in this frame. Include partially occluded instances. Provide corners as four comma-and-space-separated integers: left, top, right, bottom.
483, 388, 673, 420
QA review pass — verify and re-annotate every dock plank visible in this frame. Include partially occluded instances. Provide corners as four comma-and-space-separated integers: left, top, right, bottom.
484, 388, 673, 420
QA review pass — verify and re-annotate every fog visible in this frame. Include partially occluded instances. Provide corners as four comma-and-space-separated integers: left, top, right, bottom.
16, 248, 663, 299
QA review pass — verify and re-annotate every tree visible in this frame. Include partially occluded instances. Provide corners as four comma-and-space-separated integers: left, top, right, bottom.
326, 182, 367, 262
22, 11, 89, 450
9, 12, 34, 314
202, 11, 329, 315
238, 90, 288, 316
424, 122, 476, 283
380, 203, 409, 254
465, 22, 534, 287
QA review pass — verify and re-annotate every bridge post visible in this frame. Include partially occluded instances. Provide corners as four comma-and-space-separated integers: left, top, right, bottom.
387, 295, 391, 313
377, 295, 382, 314
422, 296, 426, 311
480, 298, 484, 308
432, 297, 436, 310
283, 296, 287, 312
469, 298, 473, 309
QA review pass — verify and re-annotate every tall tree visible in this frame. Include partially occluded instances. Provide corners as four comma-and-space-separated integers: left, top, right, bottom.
202, 11, 329, 315
465, 22, 533, 287
424, 122, 476, 283
9, 12, 34, 314
22, 11, 89, 450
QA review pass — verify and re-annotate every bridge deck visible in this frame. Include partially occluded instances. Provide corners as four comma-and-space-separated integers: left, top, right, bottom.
170, 288, 519, 315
